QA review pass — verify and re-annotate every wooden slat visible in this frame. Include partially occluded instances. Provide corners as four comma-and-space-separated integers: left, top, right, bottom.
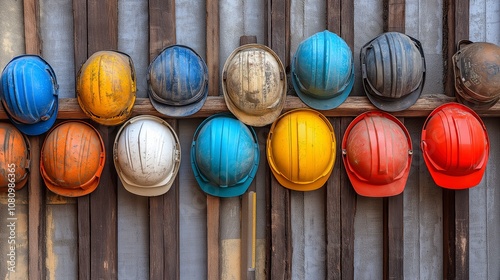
23, 0, 41, 55
207, 195, 220, 280
148, 1, 179, 279
28, 137, 45, 280
267, 0, 291, 279
268, 0, 290, 66
325, 118, 341, 279
86, 1, 119, 279
2, 95, 500, 120
72, 0, 88, 74
72, 1, 90, 279
340, 117, 356, 279
269, 175, 292, 280
206, 1, 221, 279
326, 1, 356, 279
382, 2, 405, 279
24, 1, 45, 279
443, 0, 470, 278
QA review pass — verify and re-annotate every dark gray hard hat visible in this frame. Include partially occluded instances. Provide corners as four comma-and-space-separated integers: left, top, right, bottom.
361, 32, 426, 112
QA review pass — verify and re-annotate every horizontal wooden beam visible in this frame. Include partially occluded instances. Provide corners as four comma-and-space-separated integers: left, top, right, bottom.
3, 96, 499, 121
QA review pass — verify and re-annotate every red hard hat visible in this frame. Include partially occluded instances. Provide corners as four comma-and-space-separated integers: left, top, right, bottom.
421, 102, 489, 189
342, 111, 412, 197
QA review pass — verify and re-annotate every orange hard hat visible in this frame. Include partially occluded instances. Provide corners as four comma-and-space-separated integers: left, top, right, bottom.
342, 111, 412, 197
421, 102, 489, 189
41, 121, 105, 197
0, 122, 30, 192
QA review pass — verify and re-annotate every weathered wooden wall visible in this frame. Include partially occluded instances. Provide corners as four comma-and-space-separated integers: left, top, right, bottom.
0, 0, 499, 279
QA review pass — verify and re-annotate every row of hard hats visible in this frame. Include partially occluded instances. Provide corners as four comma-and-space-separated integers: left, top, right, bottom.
1, 101, 488, 198
2, 31, 497, 136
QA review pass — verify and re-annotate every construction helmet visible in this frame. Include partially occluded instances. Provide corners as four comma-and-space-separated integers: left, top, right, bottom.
191, 113, 259, 198
342, 111, 412, 197
148, 45, 208, 117
361, 32, 426, 112
267, 109, 336, 191
453, 40, 500, 109
114, 115, 180, 197
77, 50, 136, 126
0, 55, 59, 136
421, 102, 489, 189
291, 30, 354, 110
222, 44, 287, 127
40, 121, 105, 197
0, 122, 30, 192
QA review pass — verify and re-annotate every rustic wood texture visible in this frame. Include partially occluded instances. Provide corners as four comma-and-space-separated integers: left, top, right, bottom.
24, 1, 45, 279
205, 1, 221, 279
148, 1, 180, 279
206, 195, 220, 280
443, 0, 470, 279
382, 2, 405, 279
5, 94, 497, 121
28, 137, 46, 280
325, 118, 341, 279
85, 1, 119, 279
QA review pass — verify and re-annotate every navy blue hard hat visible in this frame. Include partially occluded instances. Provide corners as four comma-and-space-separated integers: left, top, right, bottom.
148, 45, 208, 117
0, 55, 59, 135
291, 30, 354, 110
191, 113, 259, 198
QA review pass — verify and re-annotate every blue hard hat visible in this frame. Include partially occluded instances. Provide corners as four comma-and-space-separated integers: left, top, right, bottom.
291, 30, 354, 110
148, 45, 208, 117
191, 113, 259, 198
0, 55, 59, 135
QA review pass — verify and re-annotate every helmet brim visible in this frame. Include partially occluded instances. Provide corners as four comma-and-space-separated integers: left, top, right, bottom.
224, 94, 285, 127
8, 101, 58, 136
345, 169, 407, 197
121, 180, 174, 197
149, 85, 208, 118
269, 166, 330, 191
292, 67, 354, 111
422, 150, 486, 190
45, 177, 99, 197
365, 86, 421, 112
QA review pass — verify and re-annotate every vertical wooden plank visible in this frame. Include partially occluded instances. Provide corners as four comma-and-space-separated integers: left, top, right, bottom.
206, 1, 221, 280
340, 117, 356, 280
327, 1, 355, 279
443, 0, 470, 279
268, 0, 290, 66
207, 195, 220, 280
23, 0, 41, 55
382, 3, 405, 280
148, 1, 179, 279
267, 0, 291, 279
86, 1, 119, 279
72, 0, 87, 76
72, 1, 90, 278
24, 1, 45, 279
28, 137, 45, 280
325, 118, 341, 280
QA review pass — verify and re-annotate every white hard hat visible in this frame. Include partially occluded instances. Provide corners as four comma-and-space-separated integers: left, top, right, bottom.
113, 115, 181, 196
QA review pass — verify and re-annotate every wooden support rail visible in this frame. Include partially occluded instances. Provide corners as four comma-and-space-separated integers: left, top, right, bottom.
2, 96, 499, 121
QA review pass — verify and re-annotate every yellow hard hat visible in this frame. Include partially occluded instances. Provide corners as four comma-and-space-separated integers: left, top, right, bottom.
267, 109, 336, 191
222, 44, 287, 127
77, 50, 136, 126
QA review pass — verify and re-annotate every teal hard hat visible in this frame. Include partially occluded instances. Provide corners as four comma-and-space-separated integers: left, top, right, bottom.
191, 113, 259, 198
361, 32, 426, 112
291, 30, 354, 110
148, 45, 208, 117
0, 55, 59, 135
